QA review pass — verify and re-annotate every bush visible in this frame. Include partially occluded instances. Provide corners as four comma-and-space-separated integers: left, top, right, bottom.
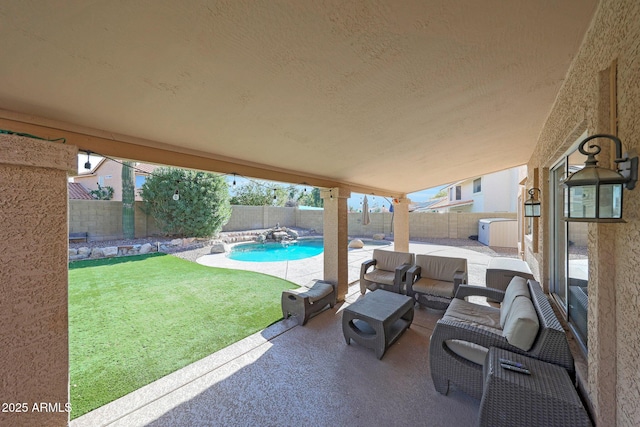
140, 168, 231, 237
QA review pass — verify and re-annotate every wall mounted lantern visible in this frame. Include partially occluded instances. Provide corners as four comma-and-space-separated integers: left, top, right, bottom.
562, 134, 638, 222
524, 188, 541, 217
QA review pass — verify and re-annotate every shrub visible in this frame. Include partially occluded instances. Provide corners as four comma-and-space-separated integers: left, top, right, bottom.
140, 168, 231, 237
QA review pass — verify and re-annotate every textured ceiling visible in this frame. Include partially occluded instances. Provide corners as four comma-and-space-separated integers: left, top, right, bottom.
0, 1, 597, 196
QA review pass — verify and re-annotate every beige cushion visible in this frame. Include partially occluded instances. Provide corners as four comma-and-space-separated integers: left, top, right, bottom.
443, 298, 502, 330
445, 339, 489, 366
285, 281, 333, 303
500, 276, 531, 327
415, 254, 467, 282
412, 277, 455, 298
502, 295, 540, 351
373, 249, 413, 272
364, 269, 396, 286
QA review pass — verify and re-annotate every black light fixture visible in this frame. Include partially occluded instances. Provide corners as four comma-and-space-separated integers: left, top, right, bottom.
562, 134, 638, 222
84, 151, 92, 170
524, 188, 541, 217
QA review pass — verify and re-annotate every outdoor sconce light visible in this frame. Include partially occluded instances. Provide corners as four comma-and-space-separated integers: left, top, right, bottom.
524, 188, 541, 217
562, 134, 638, 222
84, 151, 92, 170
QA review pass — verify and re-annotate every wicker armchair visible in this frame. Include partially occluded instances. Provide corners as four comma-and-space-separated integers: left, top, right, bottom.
359, 249, 414, 294
429, 278, 574, 400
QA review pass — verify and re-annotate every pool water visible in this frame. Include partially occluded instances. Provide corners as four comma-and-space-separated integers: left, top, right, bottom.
228, 239, 324, 262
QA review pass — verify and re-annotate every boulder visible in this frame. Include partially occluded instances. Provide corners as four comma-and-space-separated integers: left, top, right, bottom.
103, 246, 118, 257
373, 233, 385, 240
90, 248, 104, 258
348, 239, 364, 249
139, 243, 153, 254
171, 239, 183, 246
69, 248, 78, 256
272, 231, 289, 241
210, 242, 229, 254
77, 247, 91, 256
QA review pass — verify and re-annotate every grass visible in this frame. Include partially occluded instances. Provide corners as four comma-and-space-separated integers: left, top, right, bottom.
68, 253, 297, 419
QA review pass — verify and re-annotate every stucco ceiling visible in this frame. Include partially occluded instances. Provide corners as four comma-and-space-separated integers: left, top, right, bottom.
0, 1, 597, 196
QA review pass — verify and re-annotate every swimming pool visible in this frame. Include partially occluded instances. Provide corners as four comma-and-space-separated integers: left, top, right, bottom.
228, 238, 324, 262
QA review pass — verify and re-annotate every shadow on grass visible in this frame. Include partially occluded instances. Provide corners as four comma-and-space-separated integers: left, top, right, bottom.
68, 252, 167, 270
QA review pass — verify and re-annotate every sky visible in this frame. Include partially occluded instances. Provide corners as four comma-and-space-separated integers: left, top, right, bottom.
75, 154, 446, 209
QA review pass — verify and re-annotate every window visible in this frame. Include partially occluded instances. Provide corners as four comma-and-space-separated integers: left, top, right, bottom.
473, 178, 482, 193
455, 185, 461, 200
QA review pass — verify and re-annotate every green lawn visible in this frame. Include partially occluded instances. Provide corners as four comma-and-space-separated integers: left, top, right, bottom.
69, 253, 296, 419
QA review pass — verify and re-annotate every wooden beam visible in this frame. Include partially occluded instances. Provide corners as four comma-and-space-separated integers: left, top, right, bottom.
0, 112, 404, 198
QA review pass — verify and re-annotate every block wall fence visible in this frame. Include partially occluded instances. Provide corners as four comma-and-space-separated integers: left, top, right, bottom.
69, 201, 516, 241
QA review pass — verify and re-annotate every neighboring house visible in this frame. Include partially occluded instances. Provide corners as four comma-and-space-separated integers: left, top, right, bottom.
67, 182, 93, 200
72, 159, 157, 201
414, 166, 526, 213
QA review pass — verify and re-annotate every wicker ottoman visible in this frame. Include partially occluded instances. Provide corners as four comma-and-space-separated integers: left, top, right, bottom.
486, 258, 534, 292
479, 348, 591, 427
281, 279, 336, 326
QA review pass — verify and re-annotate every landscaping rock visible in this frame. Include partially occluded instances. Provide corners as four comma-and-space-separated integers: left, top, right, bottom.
272, 231, 288, 241
103, 246, 118, 257
139, 243, 153, 254
69, 248, 78, 256
77, 247, 91, 256
90, 248, 104, 258
349, 239, 364, 248
171, 239, 182, 246
373, 233, 386, 240
210, 242, 229, 254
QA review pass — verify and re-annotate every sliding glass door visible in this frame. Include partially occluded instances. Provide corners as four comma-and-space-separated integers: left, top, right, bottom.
550, 148, 589, 351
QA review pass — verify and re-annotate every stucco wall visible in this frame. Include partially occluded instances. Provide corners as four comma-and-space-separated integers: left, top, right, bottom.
0, 134, 76, 426
69, 200, 162, 240
525, 1, 640, 425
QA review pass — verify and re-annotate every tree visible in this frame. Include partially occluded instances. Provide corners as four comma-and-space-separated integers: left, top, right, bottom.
122, 161, 135, 239
89, 184, 114, 200
140, 168, 231, 237
230, 182, 288, 206
297, 187, 323, 208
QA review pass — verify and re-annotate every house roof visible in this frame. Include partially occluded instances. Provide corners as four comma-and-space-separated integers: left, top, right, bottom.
68, 182, 93, 200
134, 163, 158, 174
0, 1, 598, 196
428, 199, 474, 210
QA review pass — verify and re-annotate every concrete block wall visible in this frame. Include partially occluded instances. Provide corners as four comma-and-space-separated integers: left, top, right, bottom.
69, 200, 162, 241
70, 202, 518, 241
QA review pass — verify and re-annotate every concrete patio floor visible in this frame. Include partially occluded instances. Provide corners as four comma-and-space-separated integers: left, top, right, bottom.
71, 240, 519, 427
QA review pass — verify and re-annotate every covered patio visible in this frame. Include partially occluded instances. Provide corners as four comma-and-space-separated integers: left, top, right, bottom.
71, 240, 515, 427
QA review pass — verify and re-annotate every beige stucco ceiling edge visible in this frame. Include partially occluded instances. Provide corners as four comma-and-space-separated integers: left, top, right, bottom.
0, 110, 403, 198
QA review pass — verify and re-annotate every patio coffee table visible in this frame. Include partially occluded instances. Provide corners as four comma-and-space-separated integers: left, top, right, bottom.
342, 290, 414, 359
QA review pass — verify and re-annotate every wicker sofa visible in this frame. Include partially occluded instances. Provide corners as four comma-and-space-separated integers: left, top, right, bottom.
359, 249, 414, 294
429, 277, 574, 400
406, 254, 468, 310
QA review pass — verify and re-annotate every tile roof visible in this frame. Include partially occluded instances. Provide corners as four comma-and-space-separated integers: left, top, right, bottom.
68, 182, 94, 200
134, 163, 158, 174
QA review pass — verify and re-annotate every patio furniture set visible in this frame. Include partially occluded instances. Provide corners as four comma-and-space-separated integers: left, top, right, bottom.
281, 249, 591, 426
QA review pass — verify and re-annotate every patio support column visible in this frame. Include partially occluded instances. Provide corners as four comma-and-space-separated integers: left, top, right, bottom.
0, 134, 77, 427
393, 197, 410, 252
321, 187, 350, 301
